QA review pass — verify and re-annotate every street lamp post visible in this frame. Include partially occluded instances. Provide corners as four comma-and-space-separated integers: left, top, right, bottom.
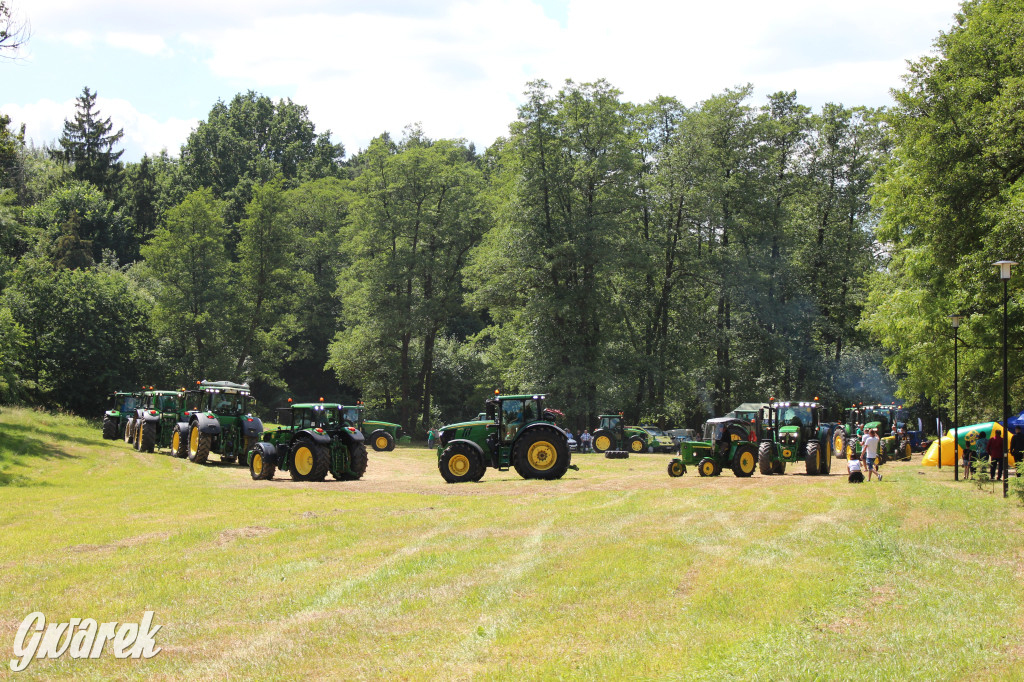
950, 314, 962, 481
995, 261, 1017, 498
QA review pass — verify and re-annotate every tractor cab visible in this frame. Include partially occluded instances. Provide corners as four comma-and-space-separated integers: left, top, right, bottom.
704, 417, 751, 454
113, 392, 140, 414
598, 414, 624, 434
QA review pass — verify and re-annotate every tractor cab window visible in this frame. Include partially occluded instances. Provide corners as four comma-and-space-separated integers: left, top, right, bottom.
703, 422, 717, 441
779, 406, 813, 429
501, 399, 525, 440
294, 409, 315, 430
601, 416, 622, 431
156, 395, 178, 412
120, 395, 139, 412
211, 392, 247, 415
340, 407, 361, 427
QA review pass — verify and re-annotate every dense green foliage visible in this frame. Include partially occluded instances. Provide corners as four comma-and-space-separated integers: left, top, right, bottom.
2, 0, 1022, 431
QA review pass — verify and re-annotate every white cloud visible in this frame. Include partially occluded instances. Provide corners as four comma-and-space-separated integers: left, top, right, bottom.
104, 32, 171, 57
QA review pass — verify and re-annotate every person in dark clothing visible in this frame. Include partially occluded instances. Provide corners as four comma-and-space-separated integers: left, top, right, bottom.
988, 430, 1005, 481
1011, 426, 1024, 477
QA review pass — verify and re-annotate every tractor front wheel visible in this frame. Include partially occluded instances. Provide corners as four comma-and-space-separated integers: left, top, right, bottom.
102, 417, 117, 440
249, 443, 276, 481
667, 459, 685, 477
805, 441, 821, 475
697, 457, 717, 477
758, 441, 776, 475
289, 439, 329, 482
439, 443, 482, 483
124, 419, 134, 444
513, 428, 570, 480
187, 424, 211, 464
335, 443, 369, 481
171, 426, 189, 458
731, 444, 756, 477
832, 427, 847, 460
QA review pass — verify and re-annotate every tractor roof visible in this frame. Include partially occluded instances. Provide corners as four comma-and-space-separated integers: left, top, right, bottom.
770, 401, 820, 408
143, 390, 180, 396
499, 394, 547, 401
196, 380, 251, 393
706, 417, 750, 426
288, 402, 343, 410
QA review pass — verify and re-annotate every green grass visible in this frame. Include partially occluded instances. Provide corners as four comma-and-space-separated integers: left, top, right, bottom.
1, 405, 1022, 680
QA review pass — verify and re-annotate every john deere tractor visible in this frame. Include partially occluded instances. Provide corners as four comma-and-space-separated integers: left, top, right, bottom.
248, 401, 368, 481
756, 400, 835, 476
667, 417, 758, 478
436, 392, 572, 482
835, 404, 912, 462
592, 413, 676, 456
127, 389, 184, 453
172, 380, 264, 464
363, 413, 403, 452
102, 391, 140, 440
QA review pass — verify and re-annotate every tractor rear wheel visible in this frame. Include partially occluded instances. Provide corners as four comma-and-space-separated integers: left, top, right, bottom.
513, 427, 570, 480
439, 443, 482, 483
627, 436, 646, 453
731, 444, 757, 477
171, 426, 189, 458
133, 422, 143, 451
805, 441, 821, 475
140, 421, 156, 453
102, 417, 117, 440
368, 430, 395, 452
667, 459, 685, 477
289, 439, 329, 482
124, 420, 134, 443
758, 441, 775, 475
336, 443, 369, 480
249, 443, 276, 481
592, 429, 615, 453
187, 424, 211, 464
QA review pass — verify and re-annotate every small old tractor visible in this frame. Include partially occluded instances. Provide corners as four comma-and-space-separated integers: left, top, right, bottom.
667, 417, 758, 478
756, 399, 835, 476
835, 404, 912, 462
172, 380, 264, 464
248, 400, 368, 481
102, 391, 140, 440
436, 391, 572, 482
591, 413, 676, 456
127, 388, 184, 453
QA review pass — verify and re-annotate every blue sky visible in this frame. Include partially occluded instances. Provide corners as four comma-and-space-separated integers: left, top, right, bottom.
1, 0, 963, 162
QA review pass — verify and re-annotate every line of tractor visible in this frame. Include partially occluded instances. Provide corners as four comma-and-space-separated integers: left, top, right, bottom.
101, 381, 404, 482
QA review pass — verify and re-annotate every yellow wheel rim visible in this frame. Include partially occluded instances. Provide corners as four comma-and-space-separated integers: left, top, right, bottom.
252, 453, 263, 476
294, 446, 314, 476
189, 427, 198, 453
630, 439, 643, 452
740, 451, 755, 473
448, 453, 471, 477
670, 462, 683, 476
527, 441, 557, 471
700, 461, 715, 476
135, 426, 142, 448
833, 434, 843, 453
172, 431, 180, 451
376, 436, 389, 450
595, 435, 610, 451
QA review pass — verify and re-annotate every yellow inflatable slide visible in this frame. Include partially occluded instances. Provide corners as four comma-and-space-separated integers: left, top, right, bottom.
921, 421, 1019, 466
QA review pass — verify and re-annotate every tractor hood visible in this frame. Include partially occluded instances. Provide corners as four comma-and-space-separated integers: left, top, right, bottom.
779, 425, 800, 434
439, 419, 492, 432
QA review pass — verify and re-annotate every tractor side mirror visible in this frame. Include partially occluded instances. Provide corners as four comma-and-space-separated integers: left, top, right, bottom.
485, 401, 496, 421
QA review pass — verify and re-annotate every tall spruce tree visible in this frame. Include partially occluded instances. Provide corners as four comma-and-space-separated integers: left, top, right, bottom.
55, 87, 124, 197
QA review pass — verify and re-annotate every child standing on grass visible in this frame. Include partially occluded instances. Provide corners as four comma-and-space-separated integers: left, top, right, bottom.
864, 428, 882, 481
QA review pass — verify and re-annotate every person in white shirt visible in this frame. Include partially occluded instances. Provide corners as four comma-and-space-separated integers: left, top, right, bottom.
863, 428, 882, 481
847, 448, 865, 483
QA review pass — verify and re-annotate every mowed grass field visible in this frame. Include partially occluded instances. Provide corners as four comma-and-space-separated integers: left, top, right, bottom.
1, 406, 1023, 680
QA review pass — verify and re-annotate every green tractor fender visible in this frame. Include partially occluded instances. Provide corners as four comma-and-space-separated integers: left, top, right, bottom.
191, 413, 222, 435
437, 438, 485, 460
298, 428, 332, 446
335, 426, 365, 447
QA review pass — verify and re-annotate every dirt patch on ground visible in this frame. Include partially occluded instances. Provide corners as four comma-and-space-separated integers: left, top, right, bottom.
216, 526, 275, 545
67, 531, 172, 553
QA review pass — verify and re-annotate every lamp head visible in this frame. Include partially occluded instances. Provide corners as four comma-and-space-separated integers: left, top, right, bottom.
994, 260, 1018, 280
949, 313, 962, 329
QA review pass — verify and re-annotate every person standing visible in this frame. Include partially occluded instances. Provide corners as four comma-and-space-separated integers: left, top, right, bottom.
863, 428, 882, 481
426, 428, 436, 449
581, 429, 592, 453
988, 429, 1005, 481
1011, 425, 1024, 477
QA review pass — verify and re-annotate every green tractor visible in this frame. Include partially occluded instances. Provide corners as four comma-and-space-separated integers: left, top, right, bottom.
248, 401, 369, 481
435, 392, 572, 483
127, 388, 184, 453
667, 417, 758, 478
756, 400, 835, 476
172, 380, 264, 464
591, 413, 676, 455
836, 404, 912, 462
360, 405, 403, 452
102, 391, 140, 440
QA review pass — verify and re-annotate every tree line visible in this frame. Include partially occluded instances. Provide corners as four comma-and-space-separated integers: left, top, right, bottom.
1, 0, 1021, 433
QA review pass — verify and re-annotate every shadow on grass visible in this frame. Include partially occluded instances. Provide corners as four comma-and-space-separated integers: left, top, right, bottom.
0, 429, 77, 486
2, 420, 103, 448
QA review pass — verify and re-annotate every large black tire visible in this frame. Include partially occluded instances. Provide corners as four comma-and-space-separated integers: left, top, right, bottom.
805, 440, 821, 475
832, 427, 847, 460
592, 429, 615, 453
124, 419, 134, 443
102, 417, 117, 440
368, 430, 395, 452
289, 438, 329, 482
171, 425, 189, 458
773, 460, 787, 475
187, 423, 211, 464
335, 443, 369, 481
821, 439, 833, 474
249, 443, 276, 481
627, 435, 646, 453
133, 422, 143, 451
140, 421, 156, 453
758, 441, 775, 475
512, 427, 570, 480
605, 451, 629, 459
438, 442, 483, 483
667, 459, 685, 477
731, 444, 757, 477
